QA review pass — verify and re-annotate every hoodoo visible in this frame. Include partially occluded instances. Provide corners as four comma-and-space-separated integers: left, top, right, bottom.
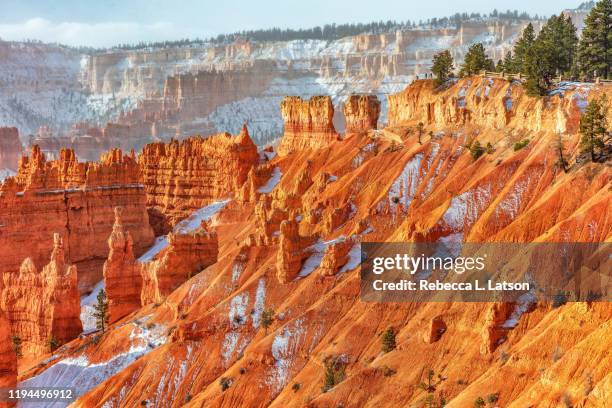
140, 222, 219, 305
343, 94, 381, 134
138, 126, 259, 234
277, 96, 339, 156
0, 234, 81, 358
103, 207, 143, 323
0, 146, 154, 294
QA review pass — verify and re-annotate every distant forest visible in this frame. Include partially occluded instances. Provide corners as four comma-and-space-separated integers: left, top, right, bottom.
103, 9, 546, 52
21, 4, 596, 53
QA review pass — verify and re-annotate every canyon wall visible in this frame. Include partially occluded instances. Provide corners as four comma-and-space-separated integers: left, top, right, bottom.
0, 310, 16, 405
139, 126, 258, 233
0, 234, 81, 358
277, 96, 339, 156
0, 146, 154, 293
387, 77, 587, 133
31, 75, 608, 408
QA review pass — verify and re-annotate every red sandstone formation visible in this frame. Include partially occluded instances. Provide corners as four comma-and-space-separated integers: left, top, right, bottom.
0, 146, 154, 294
139, 126, 258, 234
0, 234, 81, 358
141, 223, 218, 305
277, 96, 339, 156
103, 207, 143, 323
0, 310, 17, 407
319, 238, 354, 276
0, 127, 21, 172
276, 219, 318, 283
343, 95, 381, 134
14, 77, 612, 408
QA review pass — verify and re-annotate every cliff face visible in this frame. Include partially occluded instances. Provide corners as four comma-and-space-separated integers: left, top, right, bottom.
0, 146, 154, 294
0, 127, 21, 171
139, 126, 258, 234
0, 234, 81, 358
387, 77, 587, 134
103, 207, 142, 324
343, 95, 381, 134
15, 77, 612, 408
277, 96, 339, 156
141, 226, 218, 305
0, 310, 17, 402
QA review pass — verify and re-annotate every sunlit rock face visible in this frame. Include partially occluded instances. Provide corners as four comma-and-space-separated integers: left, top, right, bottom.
277, 96, 339, 156
1, 234, 81, 358
343, 95, 381, 135
0, 146, 154, 294
138, 126, 258, 234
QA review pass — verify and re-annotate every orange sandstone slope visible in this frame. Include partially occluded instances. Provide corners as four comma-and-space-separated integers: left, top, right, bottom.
19, 77, 611, 408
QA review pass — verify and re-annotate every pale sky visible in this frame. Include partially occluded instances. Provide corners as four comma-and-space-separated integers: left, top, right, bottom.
0, 0, 582, 48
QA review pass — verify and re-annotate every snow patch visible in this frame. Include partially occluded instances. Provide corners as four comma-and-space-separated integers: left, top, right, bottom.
257, 166, 282, 193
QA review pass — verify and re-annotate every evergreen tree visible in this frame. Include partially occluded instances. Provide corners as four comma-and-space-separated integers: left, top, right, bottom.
260, 308, 275, 334
459, 43, 495, 76
417, 122, 425, 144
502, 51, 514, 73
512, 23, 536, 74
577, 0, 612, 79
381, 327, 397, 353
579, 95, 609, 161
495, 59, 504, 72
94, 289, 110, 332
48, 335, 60, 352
524, 15, 578, 95
431, 50, 454, 87
11, 335, 22, 358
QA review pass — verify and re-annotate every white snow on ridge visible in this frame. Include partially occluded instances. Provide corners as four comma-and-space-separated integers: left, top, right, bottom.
19, 319, 166, 407
80, 279, 106, 331
138, 199, 231, 263
0, 168, 16, 182
258, 167, 282, 193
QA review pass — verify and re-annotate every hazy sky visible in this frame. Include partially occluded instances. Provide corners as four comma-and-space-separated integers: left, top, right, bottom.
0, 0, 581, 47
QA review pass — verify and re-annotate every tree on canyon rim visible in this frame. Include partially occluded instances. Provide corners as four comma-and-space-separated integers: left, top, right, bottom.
432, 50, 454, 87
579, 94, 609, 161
459, 43, 495, 77
524, 14, 578, 95
94, 289, 110, 332
577, 0, 612, 79
511, 23, 536, 74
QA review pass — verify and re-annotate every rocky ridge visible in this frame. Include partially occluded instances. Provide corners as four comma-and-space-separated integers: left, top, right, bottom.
7, 77, 612, 408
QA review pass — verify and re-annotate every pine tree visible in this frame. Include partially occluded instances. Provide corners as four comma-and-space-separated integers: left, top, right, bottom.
381, 327, 396, 353
502, 51, 514, 73
554, 134, 569, 172
432, 50, 454, 87
261, 308, 275, 334
48, 335, 60, 352
460, 43, 495, 76
94, 289, 110, 332
417, 122, 425, 144
495, 59, 504, 72
577, 0, 612, 79
11, 335, 22, 358
579, 95, 609, 161
512, 23, 536, 74
524, 15, 578, 95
